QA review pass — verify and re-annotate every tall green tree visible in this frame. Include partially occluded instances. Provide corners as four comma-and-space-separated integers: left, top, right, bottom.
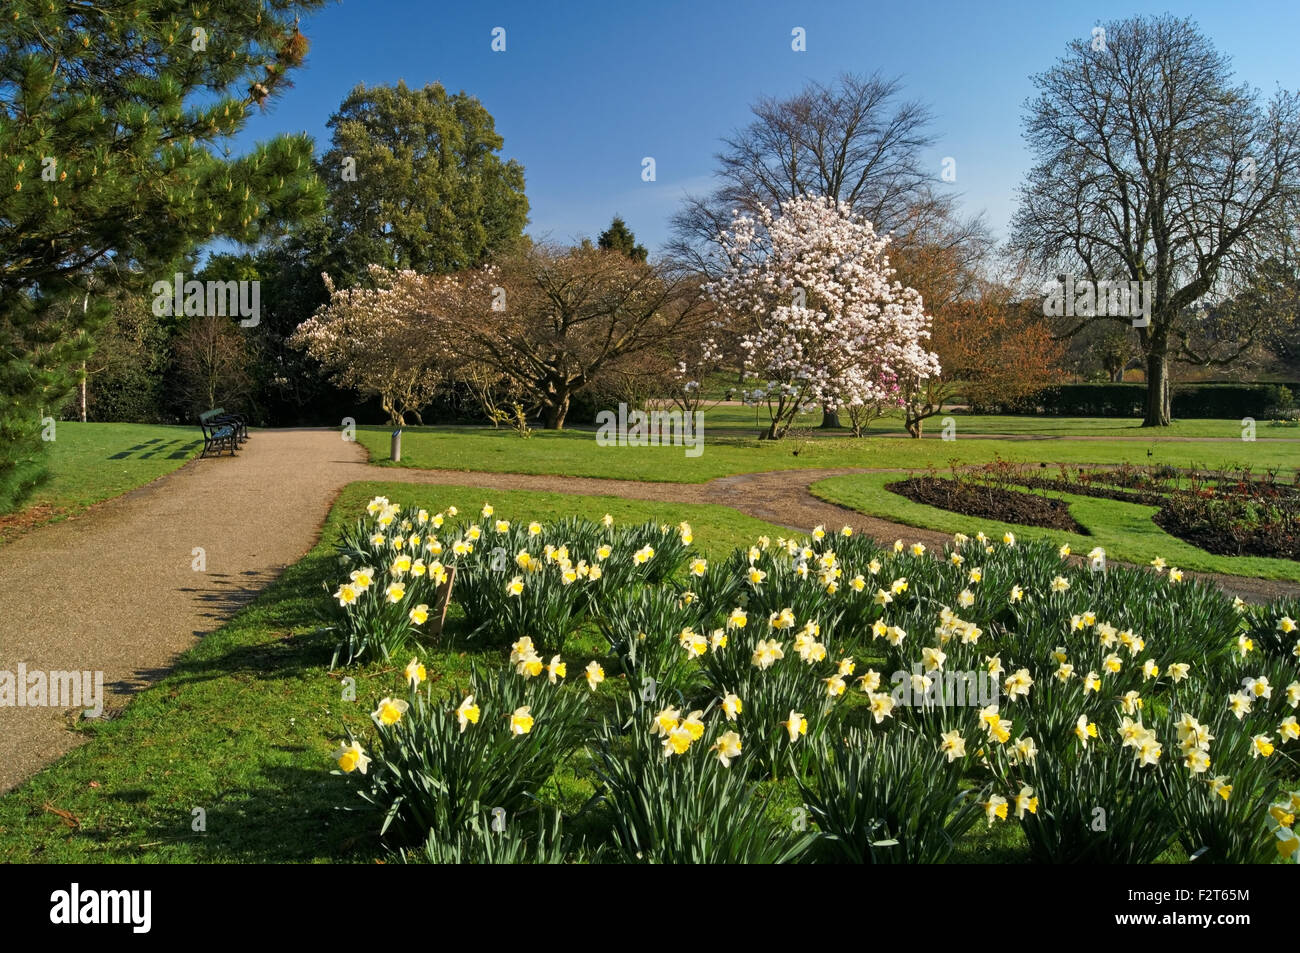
320, 81, 529, 275
597, 215, 647, 262
0, 0, 326, 511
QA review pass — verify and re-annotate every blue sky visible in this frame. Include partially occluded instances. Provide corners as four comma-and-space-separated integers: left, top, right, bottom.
226, 0, 1300, 257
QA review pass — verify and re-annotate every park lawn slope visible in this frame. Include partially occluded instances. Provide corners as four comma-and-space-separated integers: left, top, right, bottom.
0, 423, 201, 545
355, 424, 1300, 484
811, 472, 1300, 584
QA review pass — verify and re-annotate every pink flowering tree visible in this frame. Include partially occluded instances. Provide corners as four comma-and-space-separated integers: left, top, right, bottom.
289, 266, 459, 426
705, 195, 941, 440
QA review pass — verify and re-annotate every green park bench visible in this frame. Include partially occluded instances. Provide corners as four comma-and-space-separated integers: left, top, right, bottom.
197, 408, 248, 457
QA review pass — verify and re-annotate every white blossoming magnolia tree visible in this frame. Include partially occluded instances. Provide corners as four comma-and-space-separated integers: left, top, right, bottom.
705, 195, 941, 439
289, 266, 458, 427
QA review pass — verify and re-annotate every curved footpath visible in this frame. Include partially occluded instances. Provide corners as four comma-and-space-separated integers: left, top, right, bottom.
0, 428, 1295, 792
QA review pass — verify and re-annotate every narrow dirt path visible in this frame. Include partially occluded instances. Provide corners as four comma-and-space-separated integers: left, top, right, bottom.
0, 429, 1295, 793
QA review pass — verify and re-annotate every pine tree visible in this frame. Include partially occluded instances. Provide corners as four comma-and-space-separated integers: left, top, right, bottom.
597, 215, 648, 262
0, 0, 327, 511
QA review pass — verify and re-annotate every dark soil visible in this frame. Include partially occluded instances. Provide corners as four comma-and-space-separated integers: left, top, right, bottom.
1153, 495, 1299, 561
886, 477, 1086, 534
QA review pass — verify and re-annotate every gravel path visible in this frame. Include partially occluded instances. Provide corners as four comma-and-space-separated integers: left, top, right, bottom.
1, 428, 1295, 793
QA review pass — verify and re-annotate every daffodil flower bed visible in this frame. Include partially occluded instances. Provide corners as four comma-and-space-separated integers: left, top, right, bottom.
327, 498, 1300, 863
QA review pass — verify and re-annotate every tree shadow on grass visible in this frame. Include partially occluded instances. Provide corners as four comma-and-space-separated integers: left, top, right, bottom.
87, 765, 384, 863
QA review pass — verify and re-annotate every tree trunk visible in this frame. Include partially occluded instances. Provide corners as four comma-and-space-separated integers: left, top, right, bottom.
1141, 350, 1171, 426
544, 393, 569, 430
80, 362, 87, 423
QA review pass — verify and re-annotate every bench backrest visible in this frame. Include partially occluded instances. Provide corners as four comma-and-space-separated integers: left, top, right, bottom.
199, 409, 227, 425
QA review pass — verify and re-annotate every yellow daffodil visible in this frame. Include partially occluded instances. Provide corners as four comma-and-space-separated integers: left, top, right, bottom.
1015, 785, 1039, 819
334, 583, 359, 607
857, 670, 882, 692
752, 639, 784, 669
350, 567, 374, 589
1228, 692, 1253, 720
334, 740, 370, 774
372, 697, 409, 726
546, 654, 566, 684
584, 661, 604, 691
712, 730, 743, 767
509, 706, 534, 735
722, 692, 743, 720
940, 730, 966, 762
1004, 668, 1034, 699
1010, 584, 1024, 603
1209, 775, 1232, 801
652, 706, 682, 737
456, 694, 480, 732
404, 657, 426, 686
1014, 736, 1038, 764
1247, 676, 1272, 699
1074, 715, 1097, 747
868, 692, 895, 723
506, 575, 524, 597
1253, 734, 1275, 758
983, 794, 1009, 825
1050, 575, 1070, 593
1185, 749, 1211, 774
783, 710, 808, 743
1279, 716, 1300, 741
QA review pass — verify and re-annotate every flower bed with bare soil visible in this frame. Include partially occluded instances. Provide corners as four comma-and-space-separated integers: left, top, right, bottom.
886, 477, 1085, 534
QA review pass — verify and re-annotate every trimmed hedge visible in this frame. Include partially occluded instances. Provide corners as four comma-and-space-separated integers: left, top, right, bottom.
982, 382, 1299, 418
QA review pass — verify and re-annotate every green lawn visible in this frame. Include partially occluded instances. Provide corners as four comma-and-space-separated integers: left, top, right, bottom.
1, 423, 200, 543
356, 422, 1300, 483
701, 405, 1300, 439
811, 471, 1300, 583
0, 482, 798, 862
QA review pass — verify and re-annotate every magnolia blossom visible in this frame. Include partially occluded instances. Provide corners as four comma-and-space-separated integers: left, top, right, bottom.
705, 196, 940, 437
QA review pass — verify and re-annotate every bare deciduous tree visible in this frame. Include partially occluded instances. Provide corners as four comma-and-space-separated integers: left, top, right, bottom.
444, 245, 713, 430
1011, 14, 1300, 425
